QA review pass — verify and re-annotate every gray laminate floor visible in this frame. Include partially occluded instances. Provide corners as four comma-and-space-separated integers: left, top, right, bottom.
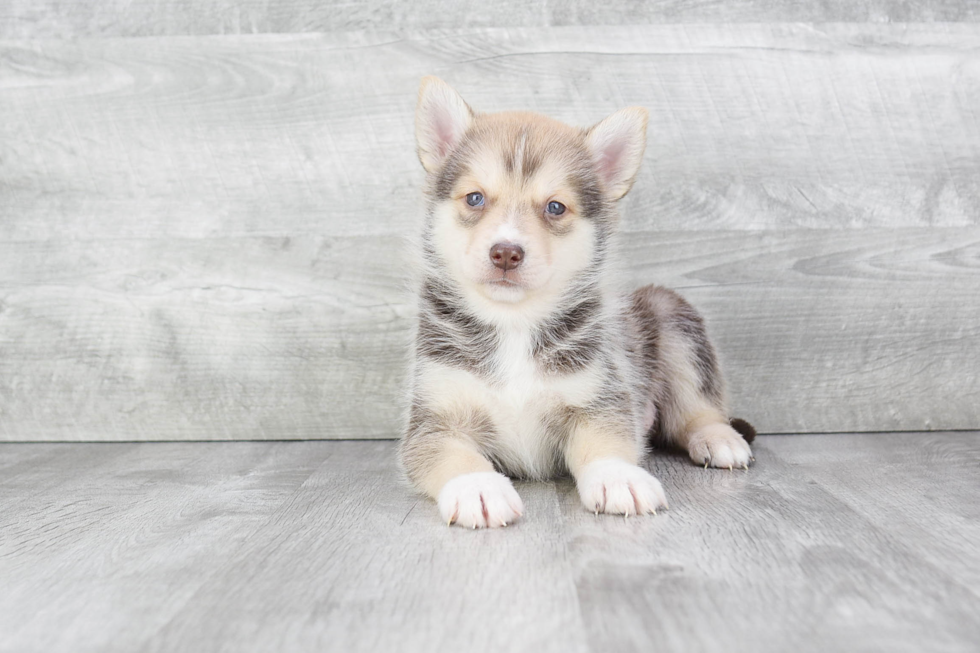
1, 433, 978, 653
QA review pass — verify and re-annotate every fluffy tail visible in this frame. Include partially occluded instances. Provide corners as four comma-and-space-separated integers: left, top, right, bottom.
729, 418, 756, 444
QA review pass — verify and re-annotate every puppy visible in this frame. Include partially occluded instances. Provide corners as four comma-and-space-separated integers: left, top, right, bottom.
400, 77, 754, 528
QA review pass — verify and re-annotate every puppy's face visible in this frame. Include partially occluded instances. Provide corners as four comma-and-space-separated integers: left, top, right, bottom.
415, 78, 647, 307
432, 113, 602, 304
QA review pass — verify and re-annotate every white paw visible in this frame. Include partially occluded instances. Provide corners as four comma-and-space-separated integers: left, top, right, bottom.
576, 458, 668, 516
687, 422, 753, 470
437, 471, 524, 529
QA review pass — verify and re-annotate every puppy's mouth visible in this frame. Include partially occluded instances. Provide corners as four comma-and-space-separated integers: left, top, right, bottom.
485, 272, 523, 288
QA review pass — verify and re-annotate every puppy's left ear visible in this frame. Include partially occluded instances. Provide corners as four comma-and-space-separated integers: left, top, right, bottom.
585, 107, 648, 200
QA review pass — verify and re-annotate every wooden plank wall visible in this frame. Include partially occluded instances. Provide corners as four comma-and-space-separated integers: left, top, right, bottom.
2, 2, 979, 38
1, 5, 979, 440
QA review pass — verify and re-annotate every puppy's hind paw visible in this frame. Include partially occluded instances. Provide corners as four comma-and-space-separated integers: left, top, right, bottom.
576, 458, 668, 516
437, 471, 524, 529
687, 422, 753, 470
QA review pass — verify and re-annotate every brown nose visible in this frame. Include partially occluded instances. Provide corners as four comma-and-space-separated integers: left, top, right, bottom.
490, 242, 525, 271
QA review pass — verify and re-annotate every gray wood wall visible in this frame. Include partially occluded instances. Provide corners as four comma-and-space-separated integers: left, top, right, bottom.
2, 4, 979, 441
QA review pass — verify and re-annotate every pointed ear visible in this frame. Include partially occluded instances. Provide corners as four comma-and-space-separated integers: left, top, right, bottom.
585, 107, 648, 200
415, 76, 475, 173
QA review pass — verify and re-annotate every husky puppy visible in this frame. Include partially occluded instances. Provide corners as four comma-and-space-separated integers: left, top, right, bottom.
401, 77, 754, 528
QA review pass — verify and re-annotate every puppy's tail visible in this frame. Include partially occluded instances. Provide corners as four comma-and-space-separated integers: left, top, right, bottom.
729, 418, 756, 444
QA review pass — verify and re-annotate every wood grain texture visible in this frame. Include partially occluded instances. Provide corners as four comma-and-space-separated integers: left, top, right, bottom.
760, 433, 980, 594
2, 228, 977, 440
1, 436, 979, 652
147, 441, 588, 653
0, 235, 414, 441
0, 441, 336, 652
0, 440, 589, 653
566, 434, 980, 653
3, 25, 980, 240
2, 25, 980, 440
624, 228, 980, 434
2, 0, 979, 38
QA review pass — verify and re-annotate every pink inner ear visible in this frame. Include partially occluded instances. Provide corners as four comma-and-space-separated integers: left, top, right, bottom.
433, 108, 459, 159
597, 138, 627, 187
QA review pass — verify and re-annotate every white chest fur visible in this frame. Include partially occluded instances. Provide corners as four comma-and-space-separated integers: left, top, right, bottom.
416, 327, 606, 479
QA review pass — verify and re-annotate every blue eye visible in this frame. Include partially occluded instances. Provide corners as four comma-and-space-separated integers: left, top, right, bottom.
466, 192, 484, 207
546, 201, 566, 216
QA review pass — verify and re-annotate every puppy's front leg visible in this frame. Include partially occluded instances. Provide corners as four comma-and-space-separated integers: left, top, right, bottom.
565, 419, 668, 516
400, 409, 523, 529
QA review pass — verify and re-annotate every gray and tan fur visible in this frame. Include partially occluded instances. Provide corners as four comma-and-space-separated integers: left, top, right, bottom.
401, 77, 754, 528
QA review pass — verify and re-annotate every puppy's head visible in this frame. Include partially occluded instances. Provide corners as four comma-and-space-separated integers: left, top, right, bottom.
415, 77, 647, 309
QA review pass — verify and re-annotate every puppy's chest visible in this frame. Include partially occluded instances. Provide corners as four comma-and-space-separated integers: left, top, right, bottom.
418, 328, 610, 477
472, 334, 599, 478
463, 331, 591, 474
488, 329, 599, 411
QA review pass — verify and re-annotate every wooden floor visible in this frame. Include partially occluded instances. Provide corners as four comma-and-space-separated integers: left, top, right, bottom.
2, 433, 979, 653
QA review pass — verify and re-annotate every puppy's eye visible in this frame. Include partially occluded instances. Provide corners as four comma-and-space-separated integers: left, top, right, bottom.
546, 200, 566, 216
466, 192, 485, 207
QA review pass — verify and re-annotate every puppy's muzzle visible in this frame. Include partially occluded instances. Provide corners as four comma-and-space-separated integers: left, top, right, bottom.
490, 242, 524, 271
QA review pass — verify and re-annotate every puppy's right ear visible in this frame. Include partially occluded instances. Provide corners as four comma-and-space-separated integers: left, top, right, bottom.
416, 77, 474, 173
